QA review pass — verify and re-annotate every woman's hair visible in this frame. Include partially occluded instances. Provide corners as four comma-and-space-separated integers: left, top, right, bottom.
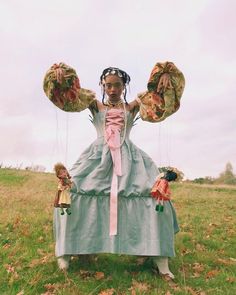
99, 67, 131, 105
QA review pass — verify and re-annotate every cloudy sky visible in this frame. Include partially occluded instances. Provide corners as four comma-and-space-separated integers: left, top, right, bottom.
1, 0, 235, 179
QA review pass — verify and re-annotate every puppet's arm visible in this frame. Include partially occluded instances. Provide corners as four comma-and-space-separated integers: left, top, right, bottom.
43, 63, 96, 112
136, 61, 185, 123
58, 181, 65, 191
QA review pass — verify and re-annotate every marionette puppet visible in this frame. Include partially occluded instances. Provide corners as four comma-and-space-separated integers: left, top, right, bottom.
151, 168, 178, 213
54, 163, 73, 215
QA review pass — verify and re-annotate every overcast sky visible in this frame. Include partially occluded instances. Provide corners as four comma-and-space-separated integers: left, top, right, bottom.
1, 0, 235, 179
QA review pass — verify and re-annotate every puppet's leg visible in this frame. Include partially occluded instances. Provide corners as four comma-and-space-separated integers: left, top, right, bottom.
58, 255, 70, 270
153, 256, 175, 279
155, 198, 160, 211
66, 207, 71, 215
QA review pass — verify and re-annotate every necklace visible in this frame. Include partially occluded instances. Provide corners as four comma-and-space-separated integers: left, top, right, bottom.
103, 102, 127, 148
106, 99, 123, 107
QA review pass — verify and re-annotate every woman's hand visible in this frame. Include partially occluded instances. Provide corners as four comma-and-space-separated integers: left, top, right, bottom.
157, 73, 173, 94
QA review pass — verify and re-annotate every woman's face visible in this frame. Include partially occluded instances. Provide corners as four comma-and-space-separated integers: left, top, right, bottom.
104, 75, 124, 101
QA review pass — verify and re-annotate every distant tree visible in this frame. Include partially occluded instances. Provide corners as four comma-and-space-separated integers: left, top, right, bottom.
193, 176, 215, 184
224, 162, 234, 177
193, 177, 205, 184
25, 165, 46, 172
204, 176, 215, 184
216, 162, 236, 185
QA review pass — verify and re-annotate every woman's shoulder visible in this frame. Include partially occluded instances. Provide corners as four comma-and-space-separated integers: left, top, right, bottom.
127, 100, 139, 112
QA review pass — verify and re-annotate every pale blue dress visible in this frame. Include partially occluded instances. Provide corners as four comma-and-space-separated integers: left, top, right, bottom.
54, 110, 179, 257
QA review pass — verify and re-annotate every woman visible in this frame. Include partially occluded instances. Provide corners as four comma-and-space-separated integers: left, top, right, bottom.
43, 62, 185, 278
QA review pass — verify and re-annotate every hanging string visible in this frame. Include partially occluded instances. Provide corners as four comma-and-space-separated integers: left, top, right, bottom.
164, 119, 173, 167
168, 120, 173, 166
49, 108, 70, 171
49, 108, 60, 169
166, 121, 170, 166
65, 113, 69, 166
158, 123, 162, 167
157, 120, 173, 169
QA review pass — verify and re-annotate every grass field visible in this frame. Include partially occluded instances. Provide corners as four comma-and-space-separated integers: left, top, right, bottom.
0, 168, 236, 295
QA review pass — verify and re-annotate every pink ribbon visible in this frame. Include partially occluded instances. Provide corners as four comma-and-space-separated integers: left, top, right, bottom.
104, 109, 124, 236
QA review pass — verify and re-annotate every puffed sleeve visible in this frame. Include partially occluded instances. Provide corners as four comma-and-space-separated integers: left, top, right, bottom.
137, 61, 185, 122
43, 63, 96, 112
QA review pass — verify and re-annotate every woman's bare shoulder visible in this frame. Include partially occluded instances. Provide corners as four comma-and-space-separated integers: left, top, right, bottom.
127, 99, 139, 114
96, 100, 106, 111
89, 99, 105, 113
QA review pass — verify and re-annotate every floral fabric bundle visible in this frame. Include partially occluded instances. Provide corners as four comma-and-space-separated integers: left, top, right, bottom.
43, 63, 95, 112
138, 61, 185, 122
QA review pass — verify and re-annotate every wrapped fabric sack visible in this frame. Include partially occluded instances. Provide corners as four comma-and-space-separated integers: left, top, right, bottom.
138, 61, 185, 122
43, 63, 95, 112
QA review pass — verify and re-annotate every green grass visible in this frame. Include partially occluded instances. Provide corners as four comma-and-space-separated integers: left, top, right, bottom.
0, 169, 236, 294
0, 169, 30, 186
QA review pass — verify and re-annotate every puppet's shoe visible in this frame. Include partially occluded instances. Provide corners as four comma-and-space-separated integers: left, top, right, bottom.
66, 208, 71, 215
153, 257, 175, 279
58, 255, 70, 270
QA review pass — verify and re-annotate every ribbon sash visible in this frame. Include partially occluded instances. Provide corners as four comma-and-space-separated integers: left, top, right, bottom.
104, 109, 124, 236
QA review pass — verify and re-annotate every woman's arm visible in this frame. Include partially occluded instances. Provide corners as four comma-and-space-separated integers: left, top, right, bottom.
123, 99, 140, 117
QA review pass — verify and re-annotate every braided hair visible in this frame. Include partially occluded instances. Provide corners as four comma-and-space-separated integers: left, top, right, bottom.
99, 67, 131, 105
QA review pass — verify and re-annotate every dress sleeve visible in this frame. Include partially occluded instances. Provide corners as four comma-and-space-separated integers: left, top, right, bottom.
137, 61, 185, 122
58, 181, 64, 191
43, 63, 96, 112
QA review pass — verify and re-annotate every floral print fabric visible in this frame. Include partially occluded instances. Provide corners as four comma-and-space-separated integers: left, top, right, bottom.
43, 63, 95, 112
138, 61, 185, 122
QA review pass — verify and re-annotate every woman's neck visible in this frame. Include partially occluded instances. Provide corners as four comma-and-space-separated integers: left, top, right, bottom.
107, 98, 123, 107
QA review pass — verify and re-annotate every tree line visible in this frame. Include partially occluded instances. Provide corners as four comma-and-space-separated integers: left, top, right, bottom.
193, 162, 236, 185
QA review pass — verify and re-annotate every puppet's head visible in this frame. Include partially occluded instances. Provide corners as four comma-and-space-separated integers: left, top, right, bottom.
158, 166, 183, 182
54, 162, 70, 179
163, 170, 178, 182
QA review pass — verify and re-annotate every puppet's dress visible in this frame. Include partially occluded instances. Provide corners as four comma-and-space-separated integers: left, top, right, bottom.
58, 185, 71, 207
54, 108, 179, 257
